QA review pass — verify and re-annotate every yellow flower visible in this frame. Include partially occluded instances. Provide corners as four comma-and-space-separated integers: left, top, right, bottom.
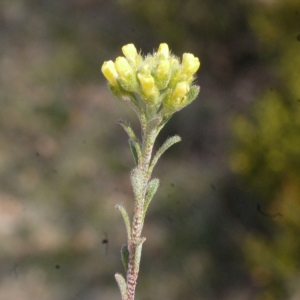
163, 82, 190, 112
157, 43, 169, 59
138, 73, 156, 97
114, 56, 137, 91
182, 53, 200, 76
101, 60, 119, 87
115, 57, 134, 78
173, 82, 190, 101
101, 43, 200, 114
157, 60, 170, 77
122, 43, 138, 59
138, 73, 159, 104
154, 59, 171, 89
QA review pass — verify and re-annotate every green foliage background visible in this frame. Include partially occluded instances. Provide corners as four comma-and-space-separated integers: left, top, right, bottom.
230, 1, 300, 299
0, 0, 299, 299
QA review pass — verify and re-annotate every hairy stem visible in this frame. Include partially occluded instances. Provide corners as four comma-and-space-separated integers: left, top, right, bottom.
125, 125, 159, 300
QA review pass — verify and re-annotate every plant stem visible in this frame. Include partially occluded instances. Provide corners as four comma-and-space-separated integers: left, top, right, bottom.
104, 43, 200, 300
125, 124, 159, 300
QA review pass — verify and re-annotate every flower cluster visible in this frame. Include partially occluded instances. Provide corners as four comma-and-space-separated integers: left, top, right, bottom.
101, 43, 200, 117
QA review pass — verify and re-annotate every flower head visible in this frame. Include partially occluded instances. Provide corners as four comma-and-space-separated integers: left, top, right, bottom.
101, 43, 200, 115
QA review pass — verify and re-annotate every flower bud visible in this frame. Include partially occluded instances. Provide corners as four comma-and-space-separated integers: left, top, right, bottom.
138, 73, 159, 104
157, 43, 169, 59
101, 60, 119, 87
115, 57, 137, 91
153, 59, 171, 90
182, 53, 200, 77
138, 74, 155, 95
162, 82, 190, 112
122, 43, 138, 59
173, 82, 190, 101
122, 43, 141, 67
167, 57, 182, 88
115, 57, 133, 77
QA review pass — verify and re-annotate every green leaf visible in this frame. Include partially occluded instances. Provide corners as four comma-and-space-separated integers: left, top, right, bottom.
185, 85, 200, 106
121, 244, 130, 272
115, 273, 127, 300
143, 178, 160, 219
158, 115, 172, 129
129, 139, 139, 165
134, 237, 146, 273
148, 135, 181, 176
117, 119, 142, 163
146, 116, 162, 134
115, 204, 131, 242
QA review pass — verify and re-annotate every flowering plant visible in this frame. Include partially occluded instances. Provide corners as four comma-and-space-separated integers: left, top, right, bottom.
101, 43, 200, 300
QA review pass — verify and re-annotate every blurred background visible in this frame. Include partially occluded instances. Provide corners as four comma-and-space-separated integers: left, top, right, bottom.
0, 0, 300, 299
